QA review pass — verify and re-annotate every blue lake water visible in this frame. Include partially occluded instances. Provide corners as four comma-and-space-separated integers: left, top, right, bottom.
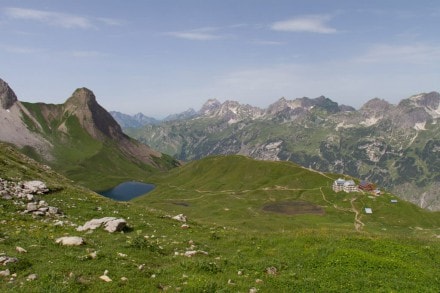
98, 181, 155, 201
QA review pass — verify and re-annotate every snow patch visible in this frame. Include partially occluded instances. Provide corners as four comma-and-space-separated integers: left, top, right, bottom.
335, 122, 355, 130
360, 117, 379, 126
265, 141, 283, 150
425, 104, 440, 119
410, 94, 424, 102
413, 121, 426, 130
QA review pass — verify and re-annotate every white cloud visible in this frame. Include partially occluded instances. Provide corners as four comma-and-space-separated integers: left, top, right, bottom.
71, 50, 107, 58
0, 44, 40, 54
4, 7, 122, 30
356, 43, 440, 64
5, 7, 93, 29
166, 31, 222, 41
165, 27, 225, 41
252, 40, 284, 46
271, 15, 338, 34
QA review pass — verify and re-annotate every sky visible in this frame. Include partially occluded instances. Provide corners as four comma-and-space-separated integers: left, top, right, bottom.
1, 0, 440, 118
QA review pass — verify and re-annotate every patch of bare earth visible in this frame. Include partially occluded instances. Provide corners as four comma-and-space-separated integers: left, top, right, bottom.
262, 201, 325, 215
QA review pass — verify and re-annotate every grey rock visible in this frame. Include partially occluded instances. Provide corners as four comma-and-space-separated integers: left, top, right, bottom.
55, 236, 85, 246
0, 79, 18, 109
77, 217, 127, 233
26, 203, 38, 212
104, 218, 126, 233
22, 181, 49, 194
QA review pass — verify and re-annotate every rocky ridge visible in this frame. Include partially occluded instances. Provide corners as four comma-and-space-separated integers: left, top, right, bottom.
125, 92, 440, 210
0, 77, 178, 188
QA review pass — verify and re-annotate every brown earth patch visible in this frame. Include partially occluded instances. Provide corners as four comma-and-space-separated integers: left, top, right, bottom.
173, 202, 190, 207
262, 201, 325, 215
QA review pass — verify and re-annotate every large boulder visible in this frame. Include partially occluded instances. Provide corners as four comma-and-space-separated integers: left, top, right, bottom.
22, 181, 49, 194
104, 218, 127, 233
77, 217, 127, 233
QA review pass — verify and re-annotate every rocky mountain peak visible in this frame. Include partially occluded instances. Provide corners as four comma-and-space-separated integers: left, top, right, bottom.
266, 97, 290, 115
0, 78, 18, 109
65, 87, 97, 108
360, 98, 392, 113
408, 92, 440, 116
199, 98, 221, 115
62, 88, 126, 141
311, 96, 341, 113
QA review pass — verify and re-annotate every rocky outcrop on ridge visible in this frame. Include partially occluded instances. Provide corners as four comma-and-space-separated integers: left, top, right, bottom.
0, 79, 17, 109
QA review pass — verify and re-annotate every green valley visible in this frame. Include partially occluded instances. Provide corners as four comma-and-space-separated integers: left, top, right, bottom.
1, 143, 440, 292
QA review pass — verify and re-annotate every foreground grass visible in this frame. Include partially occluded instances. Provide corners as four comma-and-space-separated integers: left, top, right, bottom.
1, 148, 440, 291
2, 192, 440, 292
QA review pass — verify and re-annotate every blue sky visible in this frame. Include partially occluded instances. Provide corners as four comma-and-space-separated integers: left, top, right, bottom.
1, 0, 440, 118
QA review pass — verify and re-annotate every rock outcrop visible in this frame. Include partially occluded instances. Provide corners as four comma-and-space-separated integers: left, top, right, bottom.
0, 178, 62, 217
77, 217, 127, 233
0, 79, 17, 109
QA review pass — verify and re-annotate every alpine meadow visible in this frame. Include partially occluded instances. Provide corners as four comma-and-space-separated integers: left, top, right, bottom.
2, 1, 440, 292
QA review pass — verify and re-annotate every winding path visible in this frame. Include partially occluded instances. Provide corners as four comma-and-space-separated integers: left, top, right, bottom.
320, 187, 365, 231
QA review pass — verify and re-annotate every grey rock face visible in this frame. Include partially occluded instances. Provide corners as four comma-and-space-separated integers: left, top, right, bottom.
0, 78, 18, 109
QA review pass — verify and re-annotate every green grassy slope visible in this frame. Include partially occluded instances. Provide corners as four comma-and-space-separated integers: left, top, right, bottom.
137, 155, 440, 233
1, 146, 440, 292
20, 102, 173, 191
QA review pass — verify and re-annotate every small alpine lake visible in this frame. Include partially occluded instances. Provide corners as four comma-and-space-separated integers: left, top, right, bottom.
98, 181, 155, 201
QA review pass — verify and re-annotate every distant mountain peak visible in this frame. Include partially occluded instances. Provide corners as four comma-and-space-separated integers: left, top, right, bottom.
199, 98, 222, 115
0, 78, 18, 109
65, 87, 97, 108
361, 98, 392, 112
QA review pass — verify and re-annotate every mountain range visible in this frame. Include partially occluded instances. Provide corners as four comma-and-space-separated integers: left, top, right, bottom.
0, 78, 178, 190
122, 93, 440, 210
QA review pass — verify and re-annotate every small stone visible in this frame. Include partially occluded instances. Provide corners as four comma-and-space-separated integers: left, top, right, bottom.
117, 252, 127, 257
184, 250, 208, 257
99, 275, 112, 282
26, 203, 38, 212
16, 246, 27, 253
89, 251, 97, 259
0, 269, 10, 277
48, 206, 59, 214
53, 220, 64, 226
26, 274, 38, 281
266, 266, 277, 275
55, 236, 85, 246
38, 207, 49, 213
120, 277, 128, 282
249, 287, 258, 293
172, 214, 187, 222
181, 224, 190, 229
255, 279, 264, 284
0, 256, 18, 265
